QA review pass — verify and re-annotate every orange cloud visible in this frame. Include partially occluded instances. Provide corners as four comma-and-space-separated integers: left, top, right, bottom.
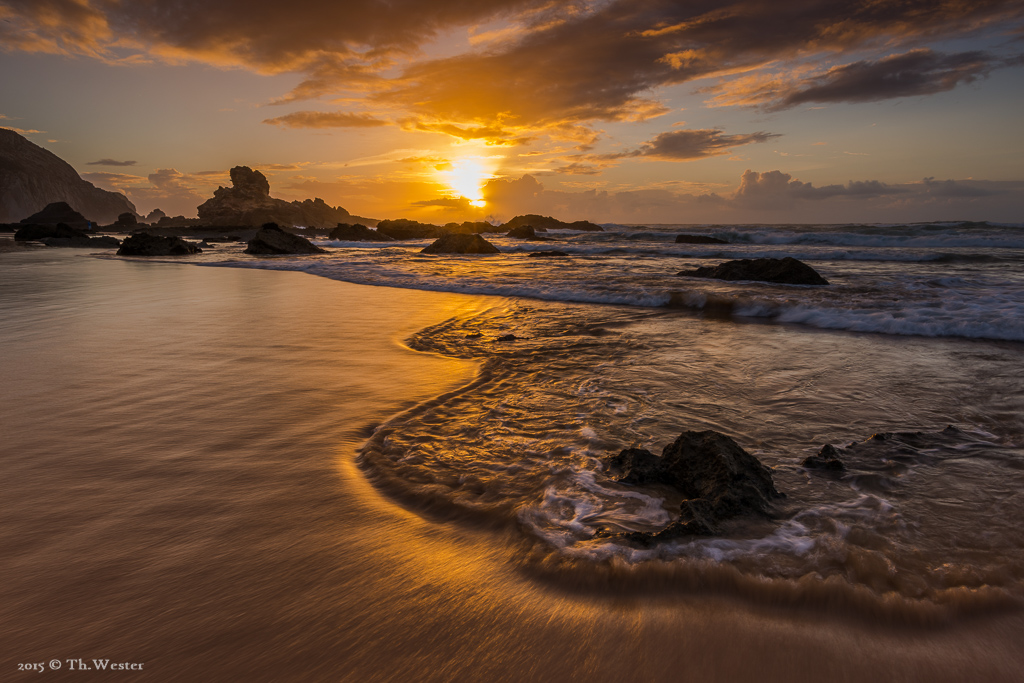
263, 111, 389, 129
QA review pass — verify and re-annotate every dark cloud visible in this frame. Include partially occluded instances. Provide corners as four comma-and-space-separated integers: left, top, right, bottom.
3, 1, 1021, 140
87, 158, 137, 166
734, 169, 907, 208
638, 129, 779, 160
773, 49, 999, 109
922, 177, 1004, 197
263, 111, 389, 128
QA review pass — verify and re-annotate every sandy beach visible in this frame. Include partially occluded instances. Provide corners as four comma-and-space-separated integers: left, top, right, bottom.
2, 250, 1022, 682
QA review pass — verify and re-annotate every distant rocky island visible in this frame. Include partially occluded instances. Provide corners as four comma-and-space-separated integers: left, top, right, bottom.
196, 166, 375, 228
0, 128, 136, 224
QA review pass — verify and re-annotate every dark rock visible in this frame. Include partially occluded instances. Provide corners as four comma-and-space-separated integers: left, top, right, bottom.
675, 234, 727, 244
506, 224, 537, 239
114, 212, 138, 228
421, 233, 500, 254
501, 214, 604, 233
376, 218, 446, 240
527, 250, 569, 258
145, 208, 167, 223
19, 202, 91, 230
329, 223, 394, 242
0, 129, 137, 224
607, 430, 784, 540
196, 166, 369, 228
444, 221, 502, 234
801, 444, 845, 471
245, 223, 326, 255
117, 232, 202, 256
677, 257, 829, 285
15, 222, 89, 241
495, 334, 518, 342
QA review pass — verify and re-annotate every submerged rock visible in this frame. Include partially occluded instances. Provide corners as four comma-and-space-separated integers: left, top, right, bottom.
801, 444, 845, 471
329, 223, 393, 242
117, 232, 202, 255
245, 223, 326, 255
421, 233, 500, 255
527, 250, 569, 258
675, 234, 726, 244
607, 430, 783, 539
677, 257, 829, 285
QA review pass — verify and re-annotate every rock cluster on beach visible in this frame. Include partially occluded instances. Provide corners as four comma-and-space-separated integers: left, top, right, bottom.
329, 223, 394, 242
678, 257, 829, 285
0, 129, 137, 224
15, 220, 121, 248
421, 233, 500, 254
245, 223, 325, 255
19, 201, 92, 229
607, 430, 784, 540
117, 232, 202, 256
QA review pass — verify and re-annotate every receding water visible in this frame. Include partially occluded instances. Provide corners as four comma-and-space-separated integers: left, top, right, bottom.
2, 249, 1023, 682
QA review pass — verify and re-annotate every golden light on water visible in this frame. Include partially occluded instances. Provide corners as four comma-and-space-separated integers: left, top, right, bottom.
441, 156, 493, 208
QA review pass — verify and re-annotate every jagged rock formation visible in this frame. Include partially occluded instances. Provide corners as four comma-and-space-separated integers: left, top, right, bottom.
196, 166, 362, 228
677, 257, 829, 285
328, 223, 393, 242
0, 129, 137, 224
421, 233, 500, 254
145, 208, 167, 223
606, 430, 783, 540
501, 214, 603, 233
117, 232, 202, 256
801, 444, 846, 471
245, 223, 325, 255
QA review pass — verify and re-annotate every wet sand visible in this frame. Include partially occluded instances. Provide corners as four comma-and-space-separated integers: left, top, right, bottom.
2, 251, 1022, 681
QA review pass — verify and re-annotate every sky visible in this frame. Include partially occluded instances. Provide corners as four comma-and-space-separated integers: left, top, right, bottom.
1, 0, 1023, 224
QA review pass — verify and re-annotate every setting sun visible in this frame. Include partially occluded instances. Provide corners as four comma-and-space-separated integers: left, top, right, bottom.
441, 157, 492, 207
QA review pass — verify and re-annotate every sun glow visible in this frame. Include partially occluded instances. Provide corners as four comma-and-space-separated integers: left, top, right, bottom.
441, 157, 492, 207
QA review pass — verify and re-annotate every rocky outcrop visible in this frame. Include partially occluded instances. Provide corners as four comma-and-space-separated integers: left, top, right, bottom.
375, 218, 446, 240
505, 224, 554, 241
607, 430, 783, 539
527, 250, 569, 258
19, 201, 92, 229
145, 208, 167, 223
443, 221, 502, 234
117, 232, 202, 256
328, 223, 394, 242
421, 233, 500, 254
677, 257, 829, 285
113, 212, 138, 229
675, 234, 726, 244
801, 444, 845, 471
196, 166, 364, 228
0, 129, 137, 224
15, 221, 118, 247
245, 223, 325, 255
15, 222, 90, 242
501, 214, 603, 233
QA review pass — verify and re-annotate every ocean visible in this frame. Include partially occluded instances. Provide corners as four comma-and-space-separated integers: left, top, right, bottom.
3, 221, 1023, 680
